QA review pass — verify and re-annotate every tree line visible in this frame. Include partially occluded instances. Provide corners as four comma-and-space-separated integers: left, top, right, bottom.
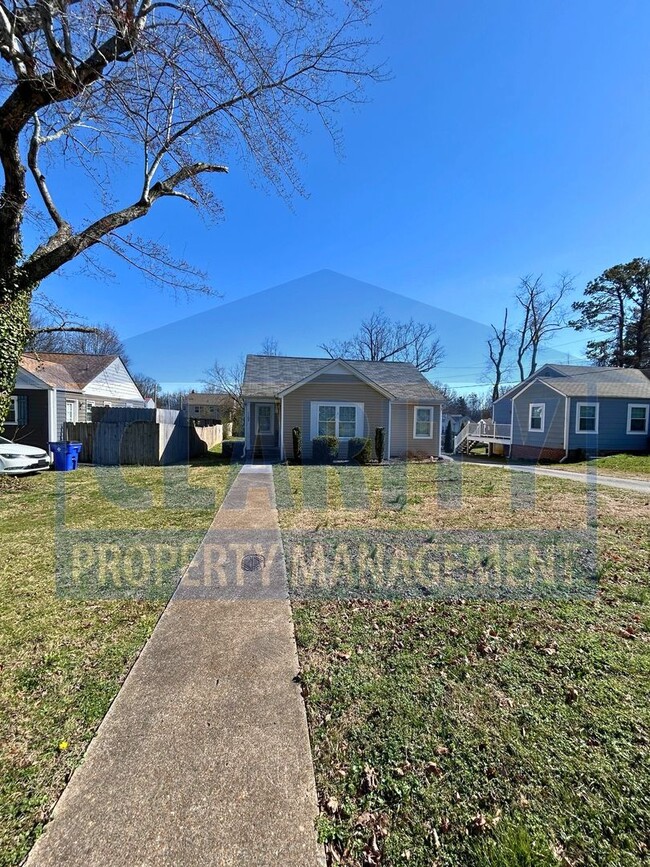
486, 258, 650, 401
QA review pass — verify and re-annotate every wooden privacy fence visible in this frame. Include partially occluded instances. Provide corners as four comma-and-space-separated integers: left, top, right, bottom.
65, 407, 222, 465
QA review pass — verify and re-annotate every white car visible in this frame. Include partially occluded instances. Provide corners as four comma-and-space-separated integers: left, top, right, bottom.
0, 436, 52, 475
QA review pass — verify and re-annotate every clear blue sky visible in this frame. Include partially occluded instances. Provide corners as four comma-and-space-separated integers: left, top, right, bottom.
28, 0, 650, 389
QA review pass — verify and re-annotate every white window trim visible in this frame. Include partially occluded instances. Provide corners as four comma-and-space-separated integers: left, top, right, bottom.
627, 403, 649, 435
528, 403, 545, 433
5, 395, 18, 424
255, 402, 275, 435
575, 401, 599, 434
413, 405, 434, 439
311, 401, 364, 440
65, 399, 79, 423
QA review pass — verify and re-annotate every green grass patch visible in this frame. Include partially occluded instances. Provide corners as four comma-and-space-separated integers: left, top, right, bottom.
550, 454, 650, 479
0, 461, 228, 866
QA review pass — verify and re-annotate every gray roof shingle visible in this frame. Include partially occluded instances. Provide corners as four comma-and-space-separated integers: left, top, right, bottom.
242, 355, 445, 402
536, 367, 650, 399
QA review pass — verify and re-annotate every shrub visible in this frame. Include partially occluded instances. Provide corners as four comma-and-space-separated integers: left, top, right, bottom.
374, 427, 385, 463
444, 419, 454, 452
312, 435, 339, 464
292, 427, 302, 463
348, 436, 373, 464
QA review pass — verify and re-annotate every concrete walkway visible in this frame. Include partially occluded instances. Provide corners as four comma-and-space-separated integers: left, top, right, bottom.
27, 465, 324, 867
454, 456, 650, 495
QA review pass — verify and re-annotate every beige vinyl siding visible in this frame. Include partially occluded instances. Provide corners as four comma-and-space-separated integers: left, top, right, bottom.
282, 381, 389, 460
390, 402, 441, 458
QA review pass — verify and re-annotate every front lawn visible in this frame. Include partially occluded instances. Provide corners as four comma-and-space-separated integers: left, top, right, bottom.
276, 463, 650, 866
548, 453, 650, 479
0, 460, 229, 867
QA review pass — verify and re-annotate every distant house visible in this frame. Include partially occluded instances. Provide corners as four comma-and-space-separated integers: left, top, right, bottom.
442, 413, 472, 437
455, 364, 650, 460
8, 353, 145, 450
242, 354, 445, 461
185, 391, 237, 426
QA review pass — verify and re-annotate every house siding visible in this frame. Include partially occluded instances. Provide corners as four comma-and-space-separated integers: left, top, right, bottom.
7, 388, 49, 449
83, 358, 144, 402
282, 381, 389, 460
567, 397, 650, 453
390, 402, 441, 458
493, 367, 565, 427
511, 383, 566, 460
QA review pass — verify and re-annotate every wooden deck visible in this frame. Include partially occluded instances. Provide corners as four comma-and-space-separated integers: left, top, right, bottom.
454, 420, 511, 454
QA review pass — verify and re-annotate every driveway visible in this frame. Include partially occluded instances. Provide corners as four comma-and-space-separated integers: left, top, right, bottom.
453, 456, 650, 495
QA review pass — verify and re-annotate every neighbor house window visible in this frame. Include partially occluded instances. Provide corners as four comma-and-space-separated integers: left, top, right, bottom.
85, 401, 94, 421
576, 402, 599, 433
413, 406, 434, 439
627, 404, 649, 434
5, 396, 18, 424
528, 403, 545, 432
65, 400, 78, 423
314, 403, 360, 439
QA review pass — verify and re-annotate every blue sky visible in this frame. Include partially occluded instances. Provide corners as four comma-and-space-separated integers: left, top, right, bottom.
28, 0, 650, 390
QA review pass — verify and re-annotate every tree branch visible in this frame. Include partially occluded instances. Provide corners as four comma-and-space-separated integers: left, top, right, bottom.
20, 161, 227, 285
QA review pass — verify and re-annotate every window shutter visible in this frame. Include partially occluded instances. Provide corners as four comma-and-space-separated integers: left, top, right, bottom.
17, 394, 28, 426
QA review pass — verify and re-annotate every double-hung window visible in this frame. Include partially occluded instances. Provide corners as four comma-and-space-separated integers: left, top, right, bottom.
413, 406, 434, 439
65, 400, 78, 423
627, 404, 649, 434
576, 402, 599, 433
528, 403, 545, 432
5, 396, 18, 424
315, 403, 360, 439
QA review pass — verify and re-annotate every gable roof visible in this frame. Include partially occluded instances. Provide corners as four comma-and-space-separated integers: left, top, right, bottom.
497, 363, 650, 403
242, 355, 445, 402
20, 353, 120, 391
535, 368, 650, 399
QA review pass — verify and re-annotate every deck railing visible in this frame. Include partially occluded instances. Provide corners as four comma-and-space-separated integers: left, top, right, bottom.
454, 420, 512, 452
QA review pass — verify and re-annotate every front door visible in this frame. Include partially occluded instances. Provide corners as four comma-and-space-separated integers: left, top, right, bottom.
254, 403, 276, 448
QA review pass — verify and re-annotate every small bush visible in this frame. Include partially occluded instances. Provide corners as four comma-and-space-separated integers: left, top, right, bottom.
312, 436, 339, 464
444, 419, 454, 452
374, 427, 385, 463
222, 438, 245, 461
292, 426, 302, 463
348, 436, 373, 464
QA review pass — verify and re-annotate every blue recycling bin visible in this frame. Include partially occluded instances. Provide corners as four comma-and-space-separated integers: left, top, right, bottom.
48, 441, 82, 471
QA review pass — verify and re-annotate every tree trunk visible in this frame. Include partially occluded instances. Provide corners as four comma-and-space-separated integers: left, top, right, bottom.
0, 263, 33, 431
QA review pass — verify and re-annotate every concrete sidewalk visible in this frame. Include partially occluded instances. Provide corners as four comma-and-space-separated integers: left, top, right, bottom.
27, 465, 324, 867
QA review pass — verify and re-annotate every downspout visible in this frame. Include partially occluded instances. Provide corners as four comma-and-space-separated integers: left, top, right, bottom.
279, 397, 284, 461
47, 387, 57, 447
559, 395, 570, 462
387, 400, 392, 461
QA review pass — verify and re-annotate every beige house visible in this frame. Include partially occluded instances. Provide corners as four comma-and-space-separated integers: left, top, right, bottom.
185, 391, 237, 425
242, 355, 445, 461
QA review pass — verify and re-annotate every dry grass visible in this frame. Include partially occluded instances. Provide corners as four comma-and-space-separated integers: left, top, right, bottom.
277, 462, 650, 866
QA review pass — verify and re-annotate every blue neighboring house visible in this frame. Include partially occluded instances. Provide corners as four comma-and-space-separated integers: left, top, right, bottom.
455, 364, 650, 461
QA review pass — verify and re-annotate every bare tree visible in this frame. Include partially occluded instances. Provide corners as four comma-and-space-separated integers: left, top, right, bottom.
515, 273, 574, 380
131, 372, 159, 400
260, 337, 282, 356
202, 357, 245, 431
487, 308, 509, 402
319, 309, 444, 373
0, 0, 383, 425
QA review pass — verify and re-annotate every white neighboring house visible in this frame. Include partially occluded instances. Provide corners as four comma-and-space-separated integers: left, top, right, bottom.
8, 353, 146, 450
